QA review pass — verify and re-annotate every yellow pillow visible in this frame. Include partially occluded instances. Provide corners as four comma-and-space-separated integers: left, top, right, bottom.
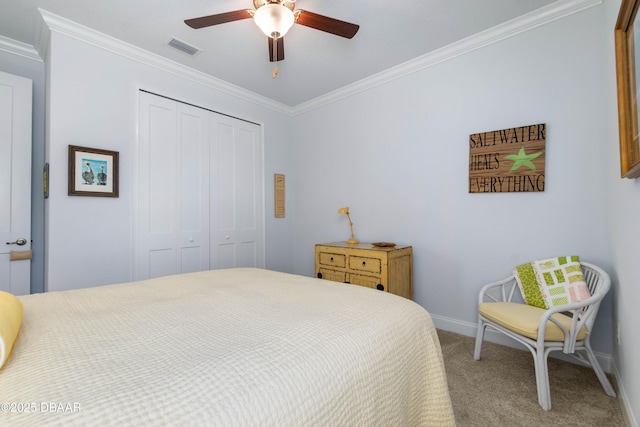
0, 291, 23, 369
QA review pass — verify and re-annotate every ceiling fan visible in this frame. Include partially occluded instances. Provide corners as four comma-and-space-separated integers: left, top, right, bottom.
184, 0, 359, 64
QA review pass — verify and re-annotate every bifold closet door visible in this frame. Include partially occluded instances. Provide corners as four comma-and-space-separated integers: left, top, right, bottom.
137, 92, 210, 279
210, 115, 263, 269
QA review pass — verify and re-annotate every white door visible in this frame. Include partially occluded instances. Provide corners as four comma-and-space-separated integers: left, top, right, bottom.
136, 92, 210, 279
0, 71, 32, 295
210, 115, 264, 269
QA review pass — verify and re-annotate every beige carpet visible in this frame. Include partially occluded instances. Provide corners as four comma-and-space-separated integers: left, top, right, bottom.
437, 330, 625, 426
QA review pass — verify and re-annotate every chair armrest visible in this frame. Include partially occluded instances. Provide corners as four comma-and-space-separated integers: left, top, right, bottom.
478, 275, 519, 305
537, 293, 603, 352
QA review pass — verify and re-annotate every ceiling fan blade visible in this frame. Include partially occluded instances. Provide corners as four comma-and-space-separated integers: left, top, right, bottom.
295, 10, 359, 39
185, 10, 252, 29
268, 37, 285, 62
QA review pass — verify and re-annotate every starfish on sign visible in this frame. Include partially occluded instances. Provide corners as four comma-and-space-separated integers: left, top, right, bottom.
504, 148, 543, 171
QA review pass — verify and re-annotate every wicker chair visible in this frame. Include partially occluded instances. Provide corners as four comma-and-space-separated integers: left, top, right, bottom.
473, 262, 617, 410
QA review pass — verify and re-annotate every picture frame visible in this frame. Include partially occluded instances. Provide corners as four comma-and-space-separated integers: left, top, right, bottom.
68, 145, 119, 197
615, 0, 640, 178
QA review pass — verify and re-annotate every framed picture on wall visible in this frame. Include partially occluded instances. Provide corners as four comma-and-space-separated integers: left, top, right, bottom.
68, 145, 119, 197
615, 0, 640, 178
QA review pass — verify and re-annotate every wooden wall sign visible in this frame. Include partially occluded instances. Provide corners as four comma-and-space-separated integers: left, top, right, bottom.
469, 123, 546, 193
274, 173, 285, 218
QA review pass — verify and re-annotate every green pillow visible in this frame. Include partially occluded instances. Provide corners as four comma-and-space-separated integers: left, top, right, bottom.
514, 262, 546, 309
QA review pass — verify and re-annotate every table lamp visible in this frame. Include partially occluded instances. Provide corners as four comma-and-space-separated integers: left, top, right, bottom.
338, 207, 358, 245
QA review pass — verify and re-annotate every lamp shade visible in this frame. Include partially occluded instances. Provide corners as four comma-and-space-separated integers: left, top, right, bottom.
253, 4, 295, 38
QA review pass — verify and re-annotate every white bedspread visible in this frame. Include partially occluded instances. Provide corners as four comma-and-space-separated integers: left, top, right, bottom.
1, 268, 455, 426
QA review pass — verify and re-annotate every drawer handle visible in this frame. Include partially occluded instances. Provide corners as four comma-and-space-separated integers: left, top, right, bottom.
362, 261, 366, 266
376, 284, 384, 291
330, 257, 334, 262
317, 273, 323, 279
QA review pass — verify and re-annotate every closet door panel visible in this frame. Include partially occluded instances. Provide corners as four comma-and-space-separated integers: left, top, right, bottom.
148, 102, 176, 234
210, 115, 263, 269
217, 244, 236, 269
177, 104, 210, 274
149, 249, 175, 279
139, 94, 178, 278
215, 123, 236, 231
181, 247, 202, 273
137, 93, 210, 279
239, 242, 258, 268
236, 127, 258, 230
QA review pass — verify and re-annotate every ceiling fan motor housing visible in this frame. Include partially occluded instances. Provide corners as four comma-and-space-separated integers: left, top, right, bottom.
253, 0, 296, 12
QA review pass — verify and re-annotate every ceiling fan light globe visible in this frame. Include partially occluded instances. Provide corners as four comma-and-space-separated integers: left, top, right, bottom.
254, 4, 295, 38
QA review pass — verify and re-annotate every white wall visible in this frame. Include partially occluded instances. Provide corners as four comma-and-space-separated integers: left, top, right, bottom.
44, 30, 293, 291
290, 2, 639, 422
290, 5, 614, 352
606, 0, 640, 421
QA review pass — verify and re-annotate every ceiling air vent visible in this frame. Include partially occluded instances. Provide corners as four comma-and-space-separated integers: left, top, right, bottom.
168, 38, 200, 56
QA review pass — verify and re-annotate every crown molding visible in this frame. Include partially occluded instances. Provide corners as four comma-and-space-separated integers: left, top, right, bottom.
292, 0, 603, 115
0, 34, 42, 62
38, 9, 295, 116
35, 0, 601, 117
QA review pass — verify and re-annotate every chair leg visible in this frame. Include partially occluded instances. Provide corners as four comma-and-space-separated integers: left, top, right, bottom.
473, 318, 486, 360
584, 343, 617, 397
533, 347, 552, 411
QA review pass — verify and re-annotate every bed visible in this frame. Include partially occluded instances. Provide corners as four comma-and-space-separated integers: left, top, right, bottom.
0, 268, 455, 426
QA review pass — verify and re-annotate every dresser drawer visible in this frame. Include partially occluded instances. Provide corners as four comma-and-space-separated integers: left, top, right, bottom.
348, 273, 383, 290
318, 252, 346, 268
318, 268, 347, 282
349, 256, 381, 274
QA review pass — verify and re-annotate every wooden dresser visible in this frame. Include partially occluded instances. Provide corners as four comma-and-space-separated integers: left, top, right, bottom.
315, 242, 413, 299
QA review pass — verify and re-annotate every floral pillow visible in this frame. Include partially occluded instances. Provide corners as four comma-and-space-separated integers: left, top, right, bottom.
514, 256, 591, 309
532, 256, 591, 308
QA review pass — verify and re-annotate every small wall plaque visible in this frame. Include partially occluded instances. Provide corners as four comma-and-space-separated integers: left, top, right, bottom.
275, 173, 285, 218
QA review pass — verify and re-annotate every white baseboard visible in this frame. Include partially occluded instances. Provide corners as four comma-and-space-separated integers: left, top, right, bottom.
611, 360, 638, 427
431, 314, 638, 427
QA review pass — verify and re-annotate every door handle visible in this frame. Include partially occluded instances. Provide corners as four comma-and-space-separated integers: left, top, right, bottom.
6, 238, 27, 246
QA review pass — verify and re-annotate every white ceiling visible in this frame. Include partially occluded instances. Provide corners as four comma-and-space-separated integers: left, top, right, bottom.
1, 0, 557, 107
